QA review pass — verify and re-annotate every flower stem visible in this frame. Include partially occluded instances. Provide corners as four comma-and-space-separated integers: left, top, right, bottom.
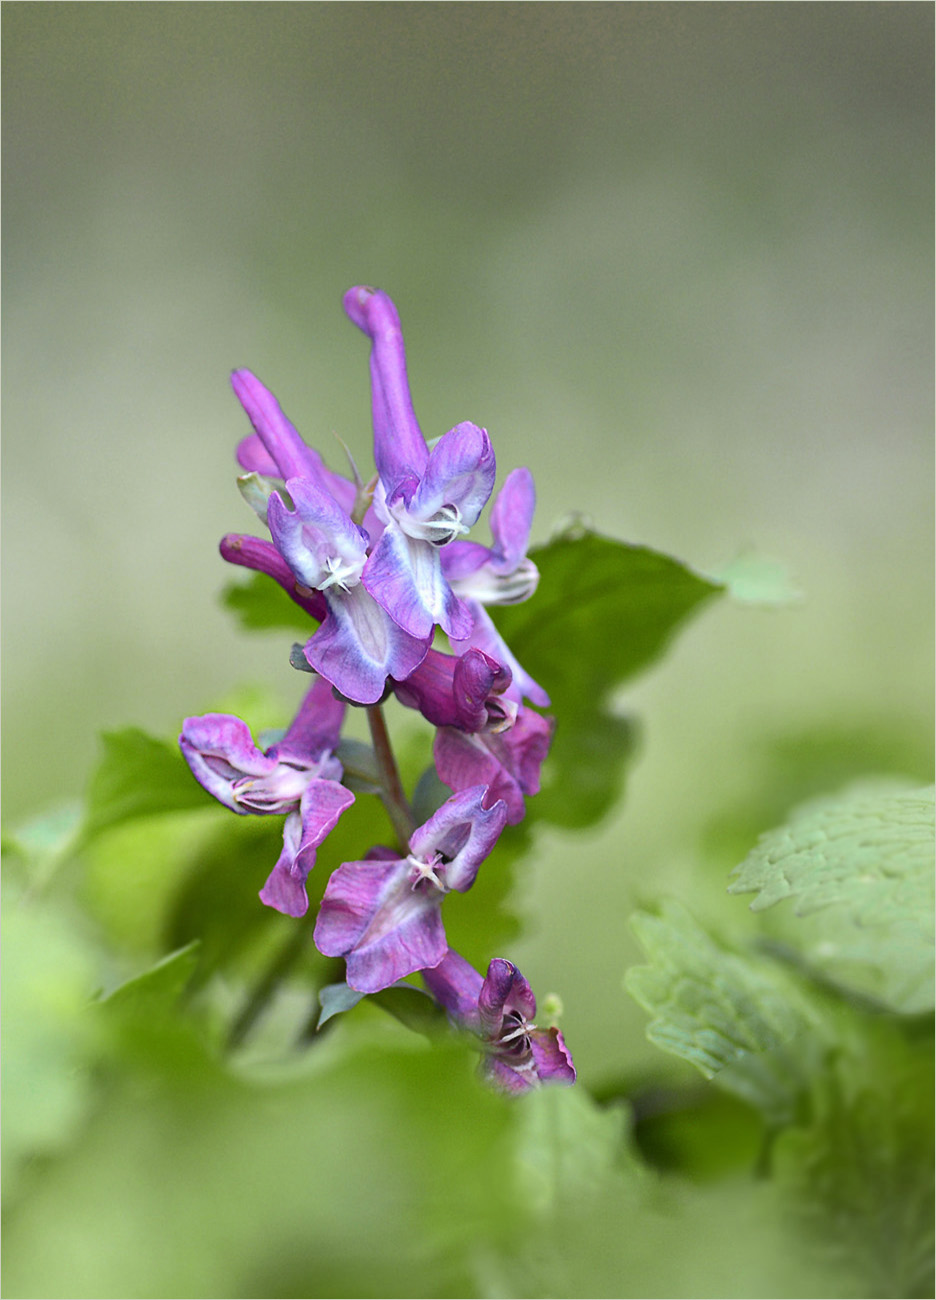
367, 703, 416, 849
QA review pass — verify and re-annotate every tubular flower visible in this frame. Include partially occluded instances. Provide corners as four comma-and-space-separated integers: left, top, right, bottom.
344, 286, 498, 642
444, 466, 549, 708
179, 676, 354, 917
313, 786, 507, 994
422, 948, 576, 1093
433, 705, 554, 825
392, 646, 516, 733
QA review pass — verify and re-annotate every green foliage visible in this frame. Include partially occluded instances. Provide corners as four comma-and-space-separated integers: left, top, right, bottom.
82, 728, 210, 842
626, 903, 815, 1123
495, 525, 722, 827
222, 570, 314, 633
729, 783, 935, 1013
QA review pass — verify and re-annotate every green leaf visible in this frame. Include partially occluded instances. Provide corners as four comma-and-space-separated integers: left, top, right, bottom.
494, 526, 722, 827
707, 549, 802, 606
1, 882, 104, 1199
729, 783, 936, 1013
626, 903, 813, 1123
222, 571, 315, 633
102, 943, 201, 1015
82, 728, 209, 843
317, 981, 365, 1028
772, 1021, 934, 1299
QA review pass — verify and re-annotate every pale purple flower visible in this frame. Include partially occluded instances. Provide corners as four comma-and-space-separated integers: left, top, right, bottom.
179, 677, 354, 917
434, 705, 554, 825
313, 786, 507, 994
423, 948, 576, 1093
344, 286, 497, 642
444, 467, 549, 708
229, 368, 430, 704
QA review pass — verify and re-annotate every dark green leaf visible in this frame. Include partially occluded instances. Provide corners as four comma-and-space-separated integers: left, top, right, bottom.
222, 571, 315, 633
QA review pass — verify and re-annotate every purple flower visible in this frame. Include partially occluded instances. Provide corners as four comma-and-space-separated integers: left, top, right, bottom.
392, 646, 516, 732
179, 677, 354, 917
313, 786, 507, 994
433, 705, 554, 825
423, 948, 576, 1093
344, 286, 498, 642
229, 368, 430, 704
444, 467, 549, 708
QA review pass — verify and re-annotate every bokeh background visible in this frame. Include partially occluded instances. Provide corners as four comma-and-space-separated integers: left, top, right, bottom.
4, 2, 932, 1093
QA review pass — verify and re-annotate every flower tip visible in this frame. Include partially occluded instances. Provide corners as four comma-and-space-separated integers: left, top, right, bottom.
343, 285, 400, 339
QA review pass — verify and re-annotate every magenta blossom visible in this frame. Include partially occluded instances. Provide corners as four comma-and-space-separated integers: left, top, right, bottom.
230, 368, 430, 704
344, 286, 497, 642
434, 704, 554, 825
179, 677, 354, 918
392, 646, 516, 733
313, 786, 507, 994
423, 948, 576, 1093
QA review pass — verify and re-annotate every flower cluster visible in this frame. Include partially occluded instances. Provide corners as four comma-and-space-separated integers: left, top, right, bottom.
181, 286, 574, 1092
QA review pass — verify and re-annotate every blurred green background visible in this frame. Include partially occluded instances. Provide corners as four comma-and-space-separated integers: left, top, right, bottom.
4, 1, 932, 1080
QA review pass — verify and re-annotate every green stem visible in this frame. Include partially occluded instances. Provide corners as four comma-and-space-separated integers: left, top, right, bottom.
367, 702, 416, 849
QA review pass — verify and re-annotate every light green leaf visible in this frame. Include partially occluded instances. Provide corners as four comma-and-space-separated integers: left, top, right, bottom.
729, 783, 935, 1013
626, 903, 813, 1122
102, 943, 201, 1014
1, 883, 104, 1199
708, 550, 802, 606
494, 526, 722, 828
82, 728, 209, 843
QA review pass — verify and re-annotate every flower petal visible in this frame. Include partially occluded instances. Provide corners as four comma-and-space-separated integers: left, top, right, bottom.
451, 604, 550, 708
268, 478, 369, 593
530, 1028, 577, 1086
231, 369, 356, 512
219, 534, 327, 623
313, 857, 446, 993
259, 780, 357, 918
478, 958, 536, 1039
488, 467, 536, 574
276, 676, 346, 766
302, 584, 430, 705
363, 521, 472, 641
343, 286, 428, 492
409, 423, 496, 530
420, 948, 484, 1029
179, 714, 276, 812
408, 786, 507, 893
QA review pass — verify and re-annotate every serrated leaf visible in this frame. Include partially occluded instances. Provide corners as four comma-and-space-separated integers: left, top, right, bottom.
82, 728, 209, 843
222, 571, 315, 633
772, 1021, 934, 1299
626, 903, 812, 1122
513, 1084, 636, 1216
494, 528, 722, 828
729, 784, 935, 1013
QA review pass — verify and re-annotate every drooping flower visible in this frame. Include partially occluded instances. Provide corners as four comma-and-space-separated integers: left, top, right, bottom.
179, 676, 354, 917
422, 948, 576, 1093
344, 285, 498, 642
313, 786, 507, 994
392, 646, 516, 733
433, 704, 554, 825
229, 368, 430, 704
